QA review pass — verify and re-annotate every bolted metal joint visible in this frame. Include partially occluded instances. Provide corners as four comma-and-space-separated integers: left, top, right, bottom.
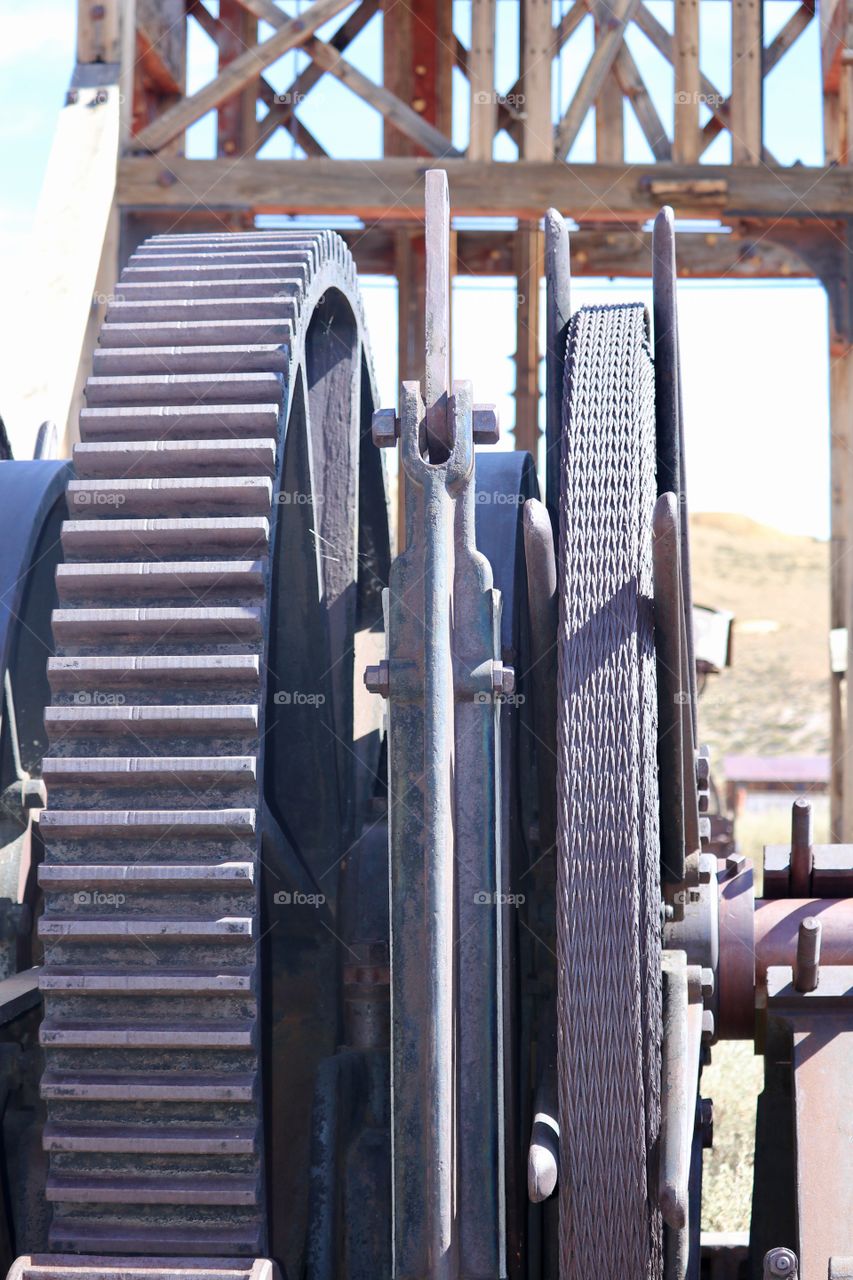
364, 660, 390, 698
372, 408, 400, 448
491, 661, 516, 697
763, 1247, 798, 1279
698, 1096, 714, 1149
472, 404, 500, 445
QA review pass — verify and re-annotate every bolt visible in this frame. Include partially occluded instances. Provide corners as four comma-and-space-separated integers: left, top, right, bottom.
65, 88, 79, 106
701, 1010, 715, 1044
699, 1096, 714, 1148
473, 405, 499, 445
698, 857, 713, 885
91, 3, 106, 17
94, 89, 109, 105
794, 916, 821, 993
698, 790, 709, 813
700, 967, 715, 1000
763, 1247, 798, 1279
726, 852, 745, 877
364, 660, 390, 698
696, 749, 711, 786
372, 407, 399, 448
491, 662, 515, 696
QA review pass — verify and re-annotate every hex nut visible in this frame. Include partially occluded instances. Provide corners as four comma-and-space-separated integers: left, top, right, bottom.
492, 662, 515, 696
372, 408, 399, 448
473, 405, 499, 445
364, 660, 390, 698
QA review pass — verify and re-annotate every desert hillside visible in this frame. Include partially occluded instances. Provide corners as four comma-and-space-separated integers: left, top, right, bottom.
690, 512, 830, 768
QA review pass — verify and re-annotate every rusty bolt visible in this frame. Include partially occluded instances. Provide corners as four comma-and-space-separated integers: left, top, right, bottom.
94, 89, 109, 105
364, 660, 390, 698
473, 405, 499, 445
699, 1096, 714, 1149
492, 661, 515, 697
726, 852, 746, 877
696, 750, 711, 786
700, 967, 715, 1000
372, 408, 399, 448
66, 88, 79, 106
763, 1248, 798, 1279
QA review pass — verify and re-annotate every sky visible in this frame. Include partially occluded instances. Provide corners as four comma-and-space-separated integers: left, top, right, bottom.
0, 0, 835, 537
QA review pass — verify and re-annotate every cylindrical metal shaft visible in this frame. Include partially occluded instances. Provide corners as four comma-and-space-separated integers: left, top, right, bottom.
794, 917, 822, 992
790, 796, 813, 897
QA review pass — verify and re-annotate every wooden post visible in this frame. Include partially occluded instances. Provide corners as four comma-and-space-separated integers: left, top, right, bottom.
217, 1, 258, 156
521, 0, 554, 159
514, 221, 543, 457
382, 0, 453, 156
731, 0, 763, 162
673, 0, 701, 162
469, 0, 497, 160
595, 0, 624, 163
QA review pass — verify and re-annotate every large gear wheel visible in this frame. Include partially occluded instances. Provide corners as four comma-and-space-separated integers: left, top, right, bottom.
35, 230, 387, 1264
556, 302, 662, 1279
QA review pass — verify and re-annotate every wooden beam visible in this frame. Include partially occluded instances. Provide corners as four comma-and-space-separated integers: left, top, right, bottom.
301, 36, 461, 157
595, 0, 625, 163
514, 222, 543, 454
700, 0, 814, 154
239, 0, 460, 158
254, 0, 379, 153
555, 0, 639, 158
614, 44, 671, 160
469, 0, 497, 161
674, 0, 701, 161
632, 3, 729, 132
217, 1, 258, 156
11, 65, 119, 456
256, 79, 328, 156
521, 0, 555, 158
118, 157, 853, 218
134, 0, 352, 152
77, 0, 120, 63
136, 0, 186, 92
731, 0, 763, 162
341, 224, 816, 279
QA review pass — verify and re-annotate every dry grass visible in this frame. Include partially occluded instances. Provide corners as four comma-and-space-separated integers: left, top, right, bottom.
691, 514, 830, 1231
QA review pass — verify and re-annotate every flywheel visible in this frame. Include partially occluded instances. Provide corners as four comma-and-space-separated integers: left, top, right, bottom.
35, 229, 388, 1265
556, 302, 662, 1278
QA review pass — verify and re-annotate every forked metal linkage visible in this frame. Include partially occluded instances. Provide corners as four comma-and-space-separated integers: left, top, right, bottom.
367, 169, 507, 1279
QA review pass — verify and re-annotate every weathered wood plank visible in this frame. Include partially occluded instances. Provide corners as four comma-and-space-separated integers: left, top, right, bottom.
555, 0, 639, 157
595, 0, 624, 163
731, 0, 763, 162
674, 0, 701, 161
254, 0, 378, 153
469, 0, 497, 160
632, 3, 729, 130
136, 0, 186, 92
118, 157, 851, 218
614, 44, 671, 160
78, 0, 120, 63
134, 0, 352, 152
342, 225, 815, 279
521, 0, 554, 158
217, 0, 258, 156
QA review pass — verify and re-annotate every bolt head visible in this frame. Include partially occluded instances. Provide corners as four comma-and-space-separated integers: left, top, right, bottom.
363, 660, 390, 698
764, 1248, 797, 1278
696, 749, 711, 785
726, 852, 746, 877
700, 967, 715, 1000
473, 405, 499, 445
372, 408, 399, 448
701, 1010, 715, 1043
491, 662, 515, 696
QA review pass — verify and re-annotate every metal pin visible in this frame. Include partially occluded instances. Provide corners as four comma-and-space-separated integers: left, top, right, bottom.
763, 1246, 798, 1278
794, 916, 821, 992
790, 796, 813, 897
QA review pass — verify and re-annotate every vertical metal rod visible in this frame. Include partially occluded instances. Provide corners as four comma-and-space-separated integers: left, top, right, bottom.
425, 169, 451, 460
544, 209, 571, 542
794, 917, 821, 992
790, 797, 813, 898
